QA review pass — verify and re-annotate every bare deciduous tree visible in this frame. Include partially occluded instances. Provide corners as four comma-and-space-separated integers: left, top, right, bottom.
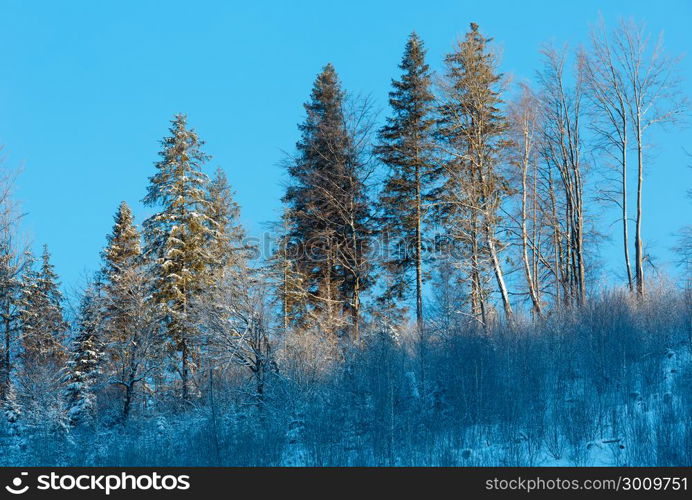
537, 45, 587, 306
613, 19, 687, 295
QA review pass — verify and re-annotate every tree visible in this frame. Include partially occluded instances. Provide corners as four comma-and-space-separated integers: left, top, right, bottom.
673, 158, 692, 288
436, 23, 513, 324
16, 246, 68, 432
205, 167, 248, 274
202, 167, 253, 333
506, 84, 544, 315
2, 380, 22, 438
143, 114, 215, 401
581, 19, 634, 291
612, 19, 687, 295
537, 46, 587, 306
0, 241, 21, 400
63, 283, 102, 427
0, 166, 25, 399
284, 64, 373, 342
375, 32, 437, 330
205, 267, 275, 407
101, 202, 158, 422
19, 246, 68, 365
271, 208, 309, 332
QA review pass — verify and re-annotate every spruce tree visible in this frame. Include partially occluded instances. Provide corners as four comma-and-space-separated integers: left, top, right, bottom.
284, 64, 371, 341
375, 32, 437, 330
64, 283, 102, 427
143, 114, 215, 401
101, 201, 155, 421
205, 167, 248, 274
16, 246, 68, 431
2, 380, 22, 437
103, 202, 141, 278
19, 246, 67, 364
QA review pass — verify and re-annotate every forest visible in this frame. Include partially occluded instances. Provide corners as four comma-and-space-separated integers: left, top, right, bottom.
0, 18, 690, 466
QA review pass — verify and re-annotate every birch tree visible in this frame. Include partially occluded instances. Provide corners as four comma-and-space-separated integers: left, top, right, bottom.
613, 19, 687, 295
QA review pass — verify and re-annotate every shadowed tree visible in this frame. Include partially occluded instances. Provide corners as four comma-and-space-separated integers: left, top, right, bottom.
376, 32, 437, 330
284, 64, 372, 342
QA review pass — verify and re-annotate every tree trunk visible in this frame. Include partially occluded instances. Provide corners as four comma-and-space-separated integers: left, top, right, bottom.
485, 224, 512, 319
181, 337, 189, 402
621, 127, 633, 292
2, 304, 10, 399
635, 113, 644, 296
415, 162, 424, 332
352, 277, 360, 345
123, 380, 133, 422
521, 154, 542, 316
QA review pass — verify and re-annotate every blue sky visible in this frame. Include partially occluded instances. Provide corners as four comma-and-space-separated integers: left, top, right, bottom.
0, 0, 690, 293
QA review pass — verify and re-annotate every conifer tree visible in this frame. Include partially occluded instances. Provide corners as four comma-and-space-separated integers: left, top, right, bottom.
436, 23, 512, 324
0, 168, 23, 400
205, 167, 249, 275
376, 32, 437, 330
143, 115, 215, 401
64, 283, 102, 427
19, 246, 68, 364
284, 64, 372, 342
16, 246, 68, 431
0, 239, 22, 399
101, 202, 157, 421
2, 380, 21, 437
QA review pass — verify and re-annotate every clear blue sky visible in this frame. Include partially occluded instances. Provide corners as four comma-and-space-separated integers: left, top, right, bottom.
0, 0, 690, 292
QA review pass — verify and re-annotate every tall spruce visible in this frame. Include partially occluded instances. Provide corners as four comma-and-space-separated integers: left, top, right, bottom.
19, 246, 67, 364
375, 32, 436, 330
101, 202, 155, 421
143, 114, 214, 402
284, 64, 371, 342
436, 23, 513, 324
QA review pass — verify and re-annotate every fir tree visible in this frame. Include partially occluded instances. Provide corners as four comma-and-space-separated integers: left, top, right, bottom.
101, 201, 156, 421
2, 380, 22, 437
375, 32, 437, 330
64, 283, 102, 427
143, 114, 215, 401
16, 246, 68, 432
284, 64, 372, 341
205, 167, 249, 275
19, 246, 67, 364
103, 202, 141, 278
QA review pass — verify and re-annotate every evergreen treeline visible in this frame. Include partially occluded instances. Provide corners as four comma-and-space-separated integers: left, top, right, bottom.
0, 20, 690, 466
